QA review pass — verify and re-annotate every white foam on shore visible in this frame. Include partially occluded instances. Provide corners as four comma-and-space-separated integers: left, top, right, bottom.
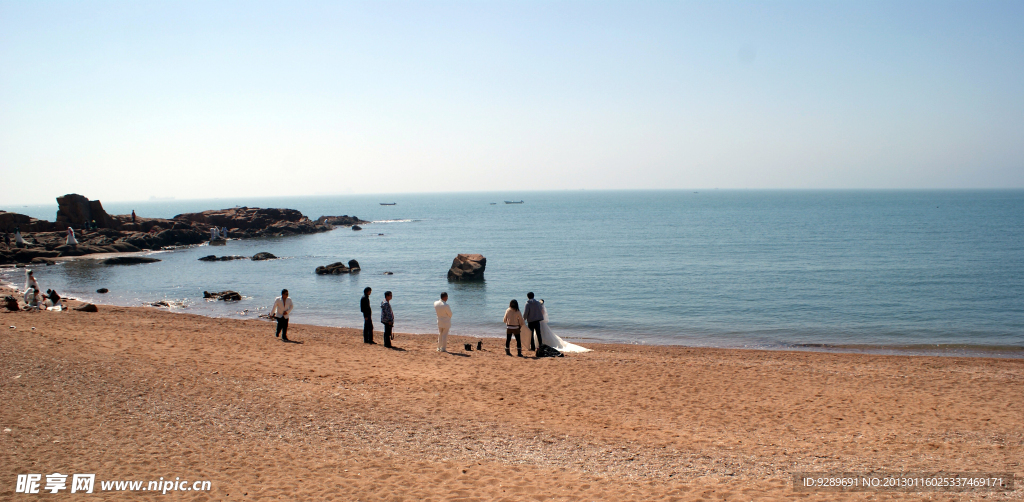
371, 219, 414, 223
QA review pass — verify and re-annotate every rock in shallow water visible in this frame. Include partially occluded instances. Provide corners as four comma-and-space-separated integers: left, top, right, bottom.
102, 256, 161, 265
203, 290, 242, 301
447, 254, 486, 281
251, 252, 277, 261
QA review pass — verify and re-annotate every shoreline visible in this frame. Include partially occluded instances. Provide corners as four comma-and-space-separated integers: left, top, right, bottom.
2, 281, 1021, 360
2, 289, 1021, 500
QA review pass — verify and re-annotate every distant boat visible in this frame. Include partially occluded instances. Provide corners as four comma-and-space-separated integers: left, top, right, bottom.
504, 200, 524, 204
379, 203, 396, 206
489, 202, 497, 205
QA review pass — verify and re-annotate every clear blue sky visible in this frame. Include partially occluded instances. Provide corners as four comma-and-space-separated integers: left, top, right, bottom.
1, 1, 1022, 204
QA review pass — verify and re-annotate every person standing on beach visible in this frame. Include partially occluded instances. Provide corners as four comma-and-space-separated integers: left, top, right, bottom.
361, 287, 374, 344
434, 292, 452, 353
503, 299, 525, 357
523, 292, 544, 352
269, 289, 294, 341
380, 291, 395, 348
25, 269, 40, 294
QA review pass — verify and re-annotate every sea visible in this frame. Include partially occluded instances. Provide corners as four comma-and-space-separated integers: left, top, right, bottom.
3, 190, 1023, 357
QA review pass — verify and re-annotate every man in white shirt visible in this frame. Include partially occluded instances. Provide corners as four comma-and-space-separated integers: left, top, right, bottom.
433, 292, 453, 352
269, 289, 294, 342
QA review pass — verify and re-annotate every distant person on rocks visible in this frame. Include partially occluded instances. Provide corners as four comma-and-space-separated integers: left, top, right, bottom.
434, 292, 452, 353
66, 227, 78, 246
523, 292, 544, 353
361, 287, 374, 344
503, 299, 525, 357
14, 227, 24, 247
131, 210, 136, 223
222, 227, 229, 238
269, 289, 294, 341
210, 227, 220, 240
380, 291, 395, 348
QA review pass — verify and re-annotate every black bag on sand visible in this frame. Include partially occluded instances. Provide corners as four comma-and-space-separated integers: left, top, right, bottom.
537, 345, 564, 358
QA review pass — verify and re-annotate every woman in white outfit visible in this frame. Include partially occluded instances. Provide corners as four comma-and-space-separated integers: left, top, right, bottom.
66, 227, 78, 246
535, 300, 590, 353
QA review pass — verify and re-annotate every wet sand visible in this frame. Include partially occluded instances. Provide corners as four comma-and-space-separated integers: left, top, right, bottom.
1, 286, 1021, 500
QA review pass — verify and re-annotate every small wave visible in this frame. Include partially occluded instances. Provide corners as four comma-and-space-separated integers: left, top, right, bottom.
372, 219, 415, 223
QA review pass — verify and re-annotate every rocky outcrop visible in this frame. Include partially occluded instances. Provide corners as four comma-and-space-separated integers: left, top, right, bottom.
198, 255, 247, 262
251, 252, 277, 261
56, 194, 117, 229
447, 254, 486, 281
0, 211, 56, 233
203, 290, 242, 301
102, 256, 161, 265
2, 194, 344, 264
348, 259, 360, 271
351, 225, 362, 231
315, 262, 351, 275
174, 207, 330, 237
315, 215, 368, 227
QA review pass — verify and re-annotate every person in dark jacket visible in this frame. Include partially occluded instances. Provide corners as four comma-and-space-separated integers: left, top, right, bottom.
380, 291, 395, 348
360, 287, 374, 344
522, 292, 544, 353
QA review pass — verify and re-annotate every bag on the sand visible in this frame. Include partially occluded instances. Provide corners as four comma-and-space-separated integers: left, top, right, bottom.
537, 345, 564, 358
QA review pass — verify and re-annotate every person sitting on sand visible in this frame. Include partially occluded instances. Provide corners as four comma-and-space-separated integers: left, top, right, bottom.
503, 299, 525, 357
46, 289, 61, 308
24, 288, 40, 309
269, 289, 294, 342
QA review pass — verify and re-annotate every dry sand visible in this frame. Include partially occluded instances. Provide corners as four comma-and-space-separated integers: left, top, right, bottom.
1, 285, 1021, 500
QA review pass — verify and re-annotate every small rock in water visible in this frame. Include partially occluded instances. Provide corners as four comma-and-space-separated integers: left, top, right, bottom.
96, 288, 109, 294
351, 225, 362, 231
251, 252, 277, 261
383, 271, 394, 275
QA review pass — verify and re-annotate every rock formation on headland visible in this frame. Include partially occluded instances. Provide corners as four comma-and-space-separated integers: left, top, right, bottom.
0, 194, 369, 265
447, 254, 486, 281
316, 215, 367, 226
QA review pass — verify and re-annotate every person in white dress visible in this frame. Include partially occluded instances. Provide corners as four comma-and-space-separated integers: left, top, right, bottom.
536, 300, 590, 353
434, 292, 453, 352
66, 227, 78, 246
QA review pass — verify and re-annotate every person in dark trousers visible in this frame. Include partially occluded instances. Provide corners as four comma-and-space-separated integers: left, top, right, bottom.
131, 210, 136, 223
380, 291, 395, 348
270, 289, 293, 341
523, 292, 544, 353
503, 299, 525, 357
360, 287, 374, 344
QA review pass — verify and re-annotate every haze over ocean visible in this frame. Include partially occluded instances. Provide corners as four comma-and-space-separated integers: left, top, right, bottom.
3, 190, 1022, 356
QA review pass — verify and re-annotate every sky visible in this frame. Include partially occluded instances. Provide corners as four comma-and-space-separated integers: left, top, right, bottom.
1, 0, 1023, 204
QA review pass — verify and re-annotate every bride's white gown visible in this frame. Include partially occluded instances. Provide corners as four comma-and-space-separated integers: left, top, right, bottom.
532, 305, 590, 353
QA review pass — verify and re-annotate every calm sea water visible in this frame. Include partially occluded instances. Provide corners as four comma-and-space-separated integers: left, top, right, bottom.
4, 190, 1023, 356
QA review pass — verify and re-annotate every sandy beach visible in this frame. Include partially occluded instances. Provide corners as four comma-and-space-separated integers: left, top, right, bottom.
1, 285, 1021, 500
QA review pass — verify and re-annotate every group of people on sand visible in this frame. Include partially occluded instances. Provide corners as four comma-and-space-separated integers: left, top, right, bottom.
267, 287, 589, 355
18, 269, 63, 310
